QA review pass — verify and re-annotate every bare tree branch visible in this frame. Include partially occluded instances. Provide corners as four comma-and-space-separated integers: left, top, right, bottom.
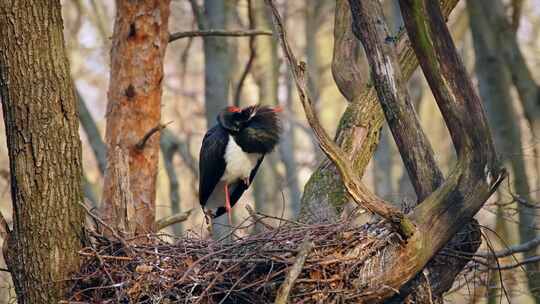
477, 235, 540, 258
135, 122, 171, 150
274, 239, 314, 304
510, 0, 524, 31
155, 209, 193, 230
300, 0, 460, 223
169, 29, 272, 43
348, 0, 443, 202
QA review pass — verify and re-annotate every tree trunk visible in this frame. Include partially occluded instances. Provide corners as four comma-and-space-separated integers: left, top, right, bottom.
250, 0, 282, 224
0, 1, 85, 302
201, 0, 232, 125
100, 0, 171, 235
305, 1, 328, 108
469, 1, 540, 300
189, 0, 235, 237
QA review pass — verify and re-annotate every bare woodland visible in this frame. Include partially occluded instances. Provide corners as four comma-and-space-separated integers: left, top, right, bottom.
0, 0, 540, 303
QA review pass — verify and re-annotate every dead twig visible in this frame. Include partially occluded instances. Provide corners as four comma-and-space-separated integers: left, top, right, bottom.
135, 121, 172, 150
274, 239, 314, 304
169, 29, 273, 43
155, 209, 193, 230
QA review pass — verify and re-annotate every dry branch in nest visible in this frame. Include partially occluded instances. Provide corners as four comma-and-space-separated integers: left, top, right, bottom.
67, 212, 407, 303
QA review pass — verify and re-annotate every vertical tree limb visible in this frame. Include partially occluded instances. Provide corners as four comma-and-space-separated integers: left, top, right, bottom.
348, 0, 444, 202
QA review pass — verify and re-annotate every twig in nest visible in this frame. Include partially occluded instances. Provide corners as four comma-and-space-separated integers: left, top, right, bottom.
155, 209, 193, 230
264, 0, 414, 238
135, 121, 173, 150
245, 205, 274, 230
274, 239, 314, 304
79, 250, 133, 261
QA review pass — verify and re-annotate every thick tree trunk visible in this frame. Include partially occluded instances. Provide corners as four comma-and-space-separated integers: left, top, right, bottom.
100, 0, 170, 235
469, 1, 540, 300
0, 1, 85, 302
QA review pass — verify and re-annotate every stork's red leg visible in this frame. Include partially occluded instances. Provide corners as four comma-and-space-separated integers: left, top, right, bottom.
224, 183, 233, 227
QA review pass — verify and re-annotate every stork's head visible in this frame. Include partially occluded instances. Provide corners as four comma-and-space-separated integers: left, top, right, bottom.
218, 105, 282, 153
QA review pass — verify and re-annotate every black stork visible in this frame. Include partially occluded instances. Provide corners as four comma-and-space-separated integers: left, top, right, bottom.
199, 105, 282, 227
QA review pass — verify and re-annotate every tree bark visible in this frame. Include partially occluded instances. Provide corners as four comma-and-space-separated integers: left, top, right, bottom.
100, 0, 170, 235
469, 1, 540, 300
0, 1, 85, 302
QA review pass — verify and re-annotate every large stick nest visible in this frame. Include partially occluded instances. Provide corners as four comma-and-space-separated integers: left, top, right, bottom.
67, 215, 405, 303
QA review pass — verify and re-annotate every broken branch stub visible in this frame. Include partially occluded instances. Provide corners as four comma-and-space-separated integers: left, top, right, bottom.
265, 0, 415, 238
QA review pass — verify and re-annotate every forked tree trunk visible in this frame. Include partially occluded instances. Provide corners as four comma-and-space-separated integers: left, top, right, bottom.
0, 1, 85, 302
299, 0, 459, 223
100, 0, 171, 235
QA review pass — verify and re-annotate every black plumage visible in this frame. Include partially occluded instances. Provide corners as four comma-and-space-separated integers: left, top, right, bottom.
198, 105, 282, 223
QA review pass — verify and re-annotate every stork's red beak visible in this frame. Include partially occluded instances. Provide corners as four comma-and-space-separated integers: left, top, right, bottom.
272, 106, 283, 113
227, 106, 241, 113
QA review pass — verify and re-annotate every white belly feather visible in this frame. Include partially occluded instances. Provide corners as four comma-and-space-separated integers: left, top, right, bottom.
221, 135, 261, 183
